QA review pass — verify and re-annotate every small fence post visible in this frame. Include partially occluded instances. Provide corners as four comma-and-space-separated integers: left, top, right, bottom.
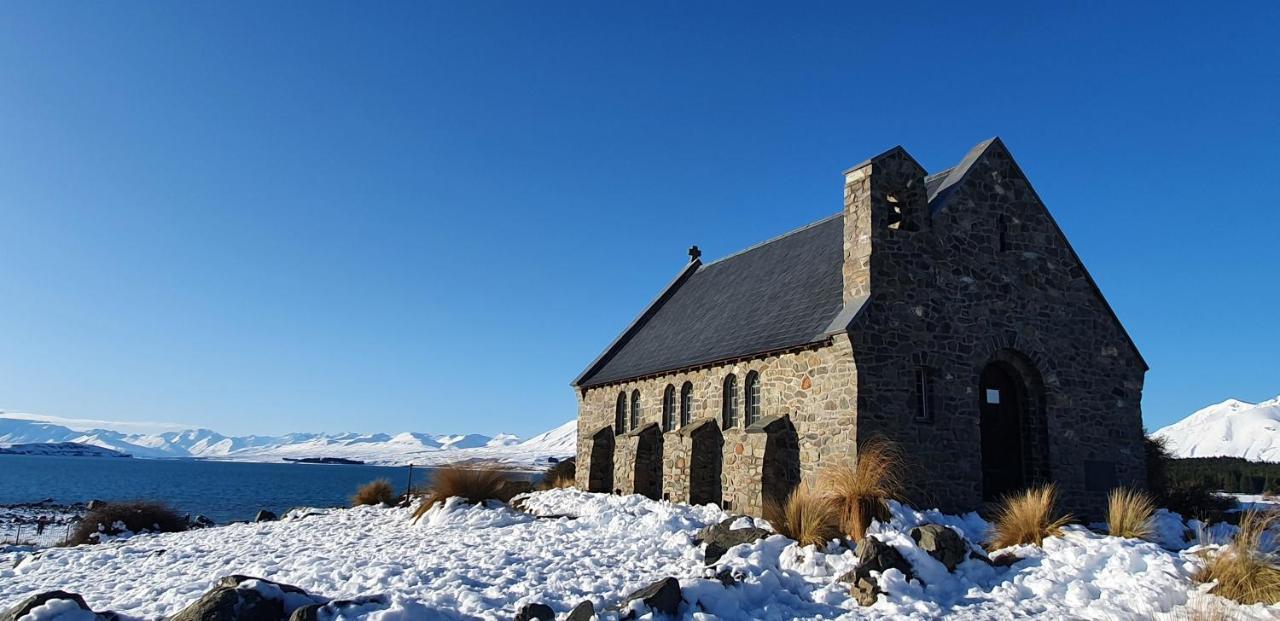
13, 523, 20, 546
404, 464, 415, 500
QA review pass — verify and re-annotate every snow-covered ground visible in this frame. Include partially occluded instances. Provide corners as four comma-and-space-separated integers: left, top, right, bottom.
2, 490, 1276, 620
0, 415, 576, 468
1153, 396, 1280, 461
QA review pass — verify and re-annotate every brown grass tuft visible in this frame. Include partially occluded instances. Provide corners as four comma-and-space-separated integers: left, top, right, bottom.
764, 482, 842, 547
351, 479, 397, 507
410, 466, 518, 522
1107, 487, 1156, 540
70, 500, 187, 545
818, 439, 904, 541
987, 484, 1073, 550
1194, 509, 1280, 605
535, 459, 576, 491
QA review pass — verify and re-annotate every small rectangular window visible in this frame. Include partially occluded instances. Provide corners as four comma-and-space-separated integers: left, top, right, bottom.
985, 389, 1001, 404
914, 366, 933, 422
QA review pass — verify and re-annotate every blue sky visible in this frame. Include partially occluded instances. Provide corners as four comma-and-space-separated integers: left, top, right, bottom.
1, 3, 1276, 437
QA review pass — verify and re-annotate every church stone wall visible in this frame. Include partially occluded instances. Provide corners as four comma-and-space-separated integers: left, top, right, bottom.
575, 334, 857, 516
844, 142, 1147, 518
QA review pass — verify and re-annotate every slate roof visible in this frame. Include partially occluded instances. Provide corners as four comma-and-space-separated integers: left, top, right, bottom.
574, 214, 847, 388
574, 137, 1147, 387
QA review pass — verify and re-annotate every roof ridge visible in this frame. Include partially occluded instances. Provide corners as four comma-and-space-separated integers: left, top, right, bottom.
701, 211, 843, 268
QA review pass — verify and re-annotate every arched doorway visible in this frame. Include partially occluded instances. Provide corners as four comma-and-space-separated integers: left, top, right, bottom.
689, 421, 723, 506
979, 362, 1027, 501
633, 424, 663, 500
588, 427, 614, 493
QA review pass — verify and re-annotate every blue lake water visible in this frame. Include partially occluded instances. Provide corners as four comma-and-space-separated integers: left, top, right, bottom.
0, 455, 503, 523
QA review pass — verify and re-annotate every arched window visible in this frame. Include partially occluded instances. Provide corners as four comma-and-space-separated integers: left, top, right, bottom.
630, 390, 641, 430
745, 371, 761, 426
615, 393, 626, 433
661, 385, 676, 431
680, 382, 694, 427
722, 374, 738, 428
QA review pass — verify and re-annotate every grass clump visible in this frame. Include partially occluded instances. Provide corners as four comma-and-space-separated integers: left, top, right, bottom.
764, 482, 842, 547
536, 459, 576, 491
819, 438, 904, 541
1106, 487, 1156, 540
987, 484, 1073, 550
70, 500, 187, 545
351, 479, 396, 507
411, 466, 518, 522
1194, 509, 1280, 605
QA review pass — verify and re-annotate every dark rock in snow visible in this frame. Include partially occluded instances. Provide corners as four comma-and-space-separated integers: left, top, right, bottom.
172, 575, 318, 621
289, 595, 389, 621
838, 537, 915, 606
254, 509, 278, 522
189, 514, 216, 529
566, 600, 595, 621
697, 517, 772, 565
1, 590, 91, 621
620, 577, 681, 617
169, 586, 278, 621
714, 567, 743, 587
909, 524, 967, 571
86, 500, 107, 511
514, 602, 555, 621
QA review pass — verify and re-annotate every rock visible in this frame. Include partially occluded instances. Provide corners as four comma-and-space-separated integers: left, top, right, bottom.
838, 537, 915, 606
216, 574, 310, 595
86, 500, 107, 511
989, 551, 1021, 567
189, 515, 216, 529
697, 517, 772, 565
909, 524, 967, 571
620, 577, 681, 616
566, 600, 595, 621
289, 595, 389, 621
714, 567, 742, 587
254, 509, 278, 522
514, 602, 555, 621
170, 586, 278, 621
1, 590, 90, 621
172, 575, 317, 621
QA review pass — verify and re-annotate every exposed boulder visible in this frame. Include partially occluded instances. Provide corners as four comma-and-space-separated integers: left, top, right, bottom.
86, 500, 107, 511
514, 602, 555, 621
838, 537, 915, 606
255, 509, 279, 522
620, 577, 681, 617
172, 575, 319, 621
289, 595, 388, 621
697, 517, 772, 565
565, 600, 595, 621
1, 590, 92, 621
189, 514, 216, 529
909, 524, 967, 571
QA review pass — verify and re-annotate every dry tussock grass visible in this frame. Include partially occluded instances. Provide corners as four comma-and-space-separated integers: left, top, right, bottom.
351, 479, 396, 507
1194, 509, 1280, 605
410, 466, 517, 522
764, 482, 842, 547
987, 484, 1073, 550
1107, 487, 1156, 540
818, 438, 904, 541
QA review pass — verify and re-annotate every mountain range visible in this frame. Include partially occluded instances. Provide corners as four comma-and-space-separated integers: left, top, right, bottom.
1152, 396, 1280, 462
0, 414, 576, 469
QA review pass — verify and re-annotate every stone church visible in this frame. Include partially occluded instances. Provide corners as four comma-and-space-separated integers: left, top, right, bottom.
571, 138, 1147, 518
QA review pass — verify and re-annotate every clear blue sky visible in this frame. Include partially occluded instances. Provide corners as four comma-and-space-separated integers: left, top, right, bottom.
1, 3, 1276, 437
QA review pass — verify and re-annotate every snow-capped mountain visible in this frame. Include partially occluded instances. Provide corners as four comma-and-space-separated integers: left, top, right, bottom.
1152, 396, 1280, 462
0, 414, 576, 468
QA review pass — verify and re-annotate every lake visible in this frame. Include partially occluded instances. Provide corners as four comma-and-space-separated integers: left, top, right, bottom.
0, 455, 521, 523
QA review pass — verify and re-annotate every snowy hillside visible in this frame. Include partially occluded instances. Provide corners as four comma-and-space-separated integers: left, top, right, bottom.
0, 415, 575, 468
0, 442, 130, 458
1152, 396, 1280, 462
